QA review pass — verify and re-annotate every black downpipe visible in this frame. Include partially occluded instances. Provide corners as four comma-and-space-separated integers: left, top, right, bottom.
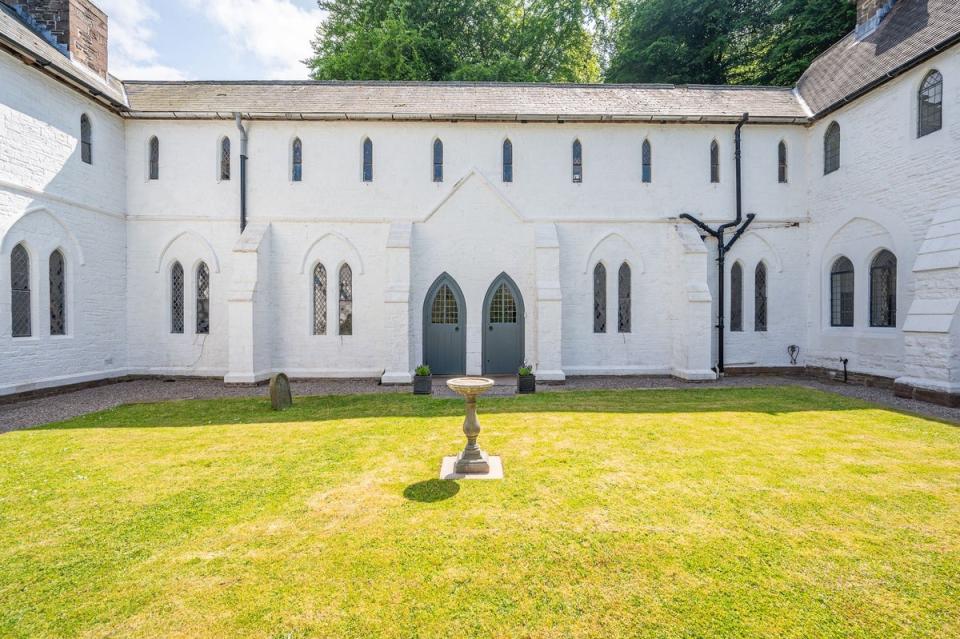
235, 113, 249, 233
679, 113, 754, 375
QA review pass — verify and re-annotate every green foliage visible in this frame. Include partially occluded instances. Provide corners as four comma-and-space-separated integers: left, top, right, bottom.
415, 364, 431, 377
519, 364, 533, 376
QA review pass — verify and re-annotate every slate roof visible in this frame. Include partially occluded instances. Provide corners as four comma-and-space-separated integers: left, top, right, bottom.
798, 0, 960, 117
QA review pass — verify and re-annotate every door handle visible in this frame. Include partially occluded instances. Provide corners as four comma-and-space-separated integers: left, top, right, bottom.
488, 325, 493, 331
455, 326, 459, 331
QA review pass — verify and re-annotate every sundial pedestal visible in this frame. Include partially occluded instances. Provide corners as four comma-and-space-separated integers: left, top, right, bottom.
441, 377, 503, 480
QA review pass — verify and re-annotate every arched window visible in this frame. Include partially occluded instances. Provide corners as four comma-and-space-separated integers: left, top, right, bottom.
171, 261, 184, 334
502, 139, 513, 183
754, 262, 767, 332
432, 284, 460, 324
49, 250, 66, 336
824, 122, 840, 175
196, 262, 210, 334
292, 137, 303, 182
10, 243, 30, 337
80, 114, 92, 164
362, 138, 373, 182
220, 137, 231, 181
778, 141, 787, 184
618, 262, 631, 333
730, 262, 743, 332
572, 139, 583, 183
593, 262, 606, 333
642, 139, 652, 183
710, 140, 720, 183
918, 70, 943, 137
339, 264, 353, 335
870, 250, 897, 327
313, 263, 327, 335
149, 136, 160, 180
830, 257, 854, 327
432, 138, 443, 182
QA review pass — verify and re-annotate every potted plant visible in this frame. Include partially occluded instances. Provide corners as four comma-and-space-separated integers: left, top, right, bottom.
518, 364, 536, 394
413, 364, 432, 395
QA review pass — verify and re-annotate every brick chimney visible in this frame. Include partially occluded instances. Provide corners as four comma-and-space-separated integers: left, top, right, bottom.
854, 0, 897, 39
3, 0, 108, 78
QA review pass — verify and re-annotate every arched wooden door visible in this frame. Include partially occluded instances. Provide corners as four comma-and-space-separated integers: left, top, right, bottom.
423, 274, 466, 375
482, 273, 525, 375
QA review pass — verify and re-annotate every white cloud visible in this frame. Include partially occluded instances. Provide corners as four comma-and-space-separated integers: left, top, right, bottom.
95, 0, 189, 80
182, 0, 325, 80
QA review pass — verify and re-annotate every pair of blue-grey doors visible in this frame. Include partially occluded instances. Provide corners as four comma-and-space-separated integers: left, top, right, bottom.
423, 273, 524, 375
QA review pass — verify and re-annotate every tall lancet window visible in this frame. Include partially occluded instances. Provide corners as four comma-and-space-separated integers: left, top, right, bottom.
641, 139, 652, 183
339, 263, 353, 336
572, 139, 583, 183
49, 250, 66, 336
918, 70, 943, 137
730, 262, 743, 332
593, 262, 606, 333
824, 122, 840, 175
778, 141, 787, 183
220, 137, 231, 181
870, 250, 897, 328
149, 136, 160, 180
433, 139, 443, 182
754, 262, 767, 332
710, 140, 720, 183
502, 139, 513, 183
196, 262, 210, 334
171, 261, 184, 334
292, 137, 303, 182
10, 243, 31, 338
313, 263, 327, 335
362, 138, 373, 182
830, 257, 854, 327
618, 262, 631, 333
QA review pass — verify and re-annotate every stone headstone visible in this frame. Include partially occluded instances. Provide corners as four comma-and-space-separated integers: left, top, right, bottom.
269, 373, 293, 410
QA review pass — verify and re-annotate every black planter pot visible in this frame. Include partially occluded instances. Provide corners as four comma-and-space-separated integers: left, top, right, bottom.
413, 375, 433, 395
518, 374, 536, 394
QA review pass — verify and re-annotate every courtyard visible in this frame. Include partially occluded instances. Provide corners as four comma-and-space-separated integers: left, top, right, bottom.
1, 386, 958, 638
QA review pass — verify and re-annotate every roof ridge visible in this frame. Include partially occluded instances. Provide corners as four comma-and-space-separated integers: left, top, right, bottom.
122, 79, 795, 91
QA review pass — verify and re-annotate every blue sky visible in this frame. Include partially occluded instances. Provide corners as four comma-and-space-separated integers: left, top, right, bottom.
94, 0, 326, 81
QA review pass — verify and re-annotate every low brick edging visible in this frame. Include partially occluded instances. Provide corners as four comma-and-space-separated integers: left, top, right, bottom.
894, 383, 960, 408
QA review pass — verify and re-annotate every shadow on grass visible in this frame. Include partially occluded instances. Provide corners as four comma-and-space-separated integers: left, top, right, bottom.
403, 479, 460, 503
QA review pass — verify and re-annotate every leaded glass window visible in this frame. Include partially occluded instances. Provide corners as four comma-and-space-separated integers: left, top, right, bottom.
754, 262, 767, 332
171, 261, 184, 334
710, 140, 720, 183
80, 114, 92, 164
196, 262, 210, 334
572, 139, 583, 183
503, 139, 513, 183
433, 138, 443, 182
824, 122, 840, 175
313, 263, 327, 335
489, 284, 517, 324
618, 262, 631, 333
870, 250, 897, 328
10, 243, 30, 338
339, 263, 353, 335
362, 138, 373, 182
220, 137, 231, 181
432, 284, 459, 324
730, 262, 743, 332
830, 257, 854, 327
918, 70, 943, 137
593, 262, 606, 333
642, 139, 652, 183
149, 136, 160, 180
49, 250, 65, 336
293, 137, 303, 182
778, 141, 787, 184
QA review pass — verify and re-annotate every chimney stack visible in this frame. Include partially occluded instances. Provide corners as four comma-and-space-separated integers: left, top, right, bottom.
854, 0, 897, 39
3, 0, 108, 78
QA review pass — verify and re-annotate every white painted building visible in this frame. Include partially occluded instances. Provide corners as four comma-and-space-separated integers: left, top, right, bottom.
2, 0, 959, 406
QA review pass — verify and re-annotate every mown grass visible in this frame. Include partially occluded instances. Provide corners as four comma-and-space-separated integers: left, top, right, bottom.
0, 387, 958, 638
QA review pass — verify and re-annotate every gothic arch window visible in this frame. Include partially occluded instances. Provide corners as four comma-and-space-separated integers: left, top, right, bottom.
80, 114, 92, 164
824, 122, 840, 175
730, 262, 743, 332
618, 262, 631, 333
219, 137, 231, 181
49, 250, 66, 336
593, 262, 606, 333
710, 140, 720, 183
778, 141, 788, 183
196, 262, 210, 334
754, 262, 767, 332
10, 243, 31, 338
572, 139, 583, 183
870, 250, 897, 328
830, 256, 854, 327
339, 263, 353, 335
313, 263, 327, 335
292, 137, 303, 182
171, 261, 184, 334
502, 139, 513, 182
149, 136, 160, 180
918, 70, 943, 137
362, 138, 373, 182
642, 139, 652, 183
432, 138, 443, 182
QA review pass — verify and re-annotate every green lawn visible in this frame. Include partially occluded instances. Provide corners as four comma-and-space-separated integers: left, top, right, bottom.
1, 388, 958, 638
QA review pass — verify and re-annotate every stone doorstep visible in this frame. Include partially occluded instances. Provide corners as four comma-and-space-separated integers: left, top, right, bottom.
440, 455, 504, 481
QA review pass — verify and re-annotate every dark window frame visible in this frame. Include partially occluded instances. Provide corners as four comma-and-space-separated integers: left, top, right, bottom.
730, 262, 743, 332
220, 137, 231, 181
171, 261, 184, 334
710, 140, 720, 183
49, 249, 66, 336
80, 114, 92, 165
432, 138, 443, 183
778, 140, 788, 184
313, 262, 327, 335
824, 122, 841, 175
292, 137, 303, 182
754, 262, 767, 332
869, 250, 897, 328
502, 139, 513, 183
918, 70, 943, 137
572, 139, 583, 183
10, 243, 31, 338
339, 263, 353, 335
642, 139, 652, 184
593, 262, 606, 333
362, 138, 373, 183
830, 256, 854, 327
149, 136, 160, 180
196, 262, 210, 335
618, 262, 631, 333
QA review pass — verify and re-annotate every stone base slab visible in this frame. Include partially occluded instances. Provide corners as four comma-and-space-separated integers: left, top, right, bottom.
440, 455, 504, 480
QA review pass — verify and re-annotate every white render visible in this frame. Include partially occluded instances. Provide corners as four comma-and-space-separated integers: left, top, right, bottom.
2, 17, 960, 400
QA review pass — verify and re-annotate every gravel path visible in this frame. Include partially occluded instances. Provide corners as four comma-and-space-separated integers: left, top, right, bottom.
1, 375, 958, 433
